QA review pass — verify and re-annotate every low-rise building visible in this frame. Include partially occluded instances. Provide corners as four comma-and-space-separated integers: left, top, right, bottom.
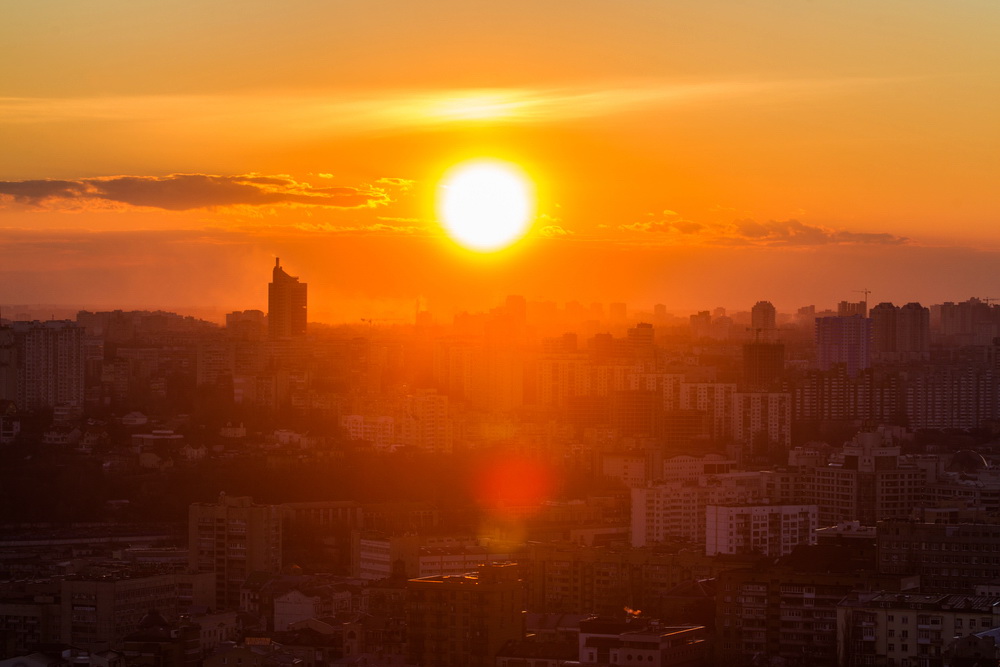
715, 545, 918, 667
838, 592, 1000, 667
877, 516, 1000, 594
577, 617, 709, 667
406, 563, 524, 667
60, 572, 215, 651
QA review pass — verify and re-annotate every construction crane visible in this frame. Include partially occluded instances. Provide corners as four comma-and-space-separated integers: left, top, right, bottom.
853, 288, 872, 303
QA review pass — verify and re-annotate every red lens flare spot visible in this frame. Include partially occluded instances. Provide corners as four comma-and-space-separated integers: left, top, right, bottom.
473, 456, 554, 514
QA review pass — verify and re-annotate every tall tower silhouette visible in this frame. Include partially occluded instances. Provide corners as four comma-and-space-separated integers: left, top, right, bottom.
267, 258, 307, 338
751, 300, 777, 340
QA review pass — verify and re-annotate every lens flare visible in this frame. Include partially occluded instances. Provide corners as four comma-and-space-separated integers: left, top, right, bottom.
473, 456, 554, 514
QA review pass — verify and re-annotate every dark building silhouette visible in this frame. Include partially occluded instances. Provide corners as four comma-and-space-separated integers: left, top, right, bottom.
406, 564, 524, 667
897, 301, 931, 360
871, 301, 930, 362
268, 258, 307, 338
751, 300, 777, 339
0, 320, 84, 411
838, 299, 868, 318
742, 341, 785, 391
189, 494, 282, 611
815, 315, 872, 376
121, 610, 201, 667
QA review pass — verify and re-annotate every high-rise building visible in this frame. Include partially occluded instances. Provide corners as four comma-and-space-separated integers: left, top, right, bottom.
869, 302, 897, 362
935, 297, 999, 345
0, 320, 85, 411
225, 309, 266, 340
689, 311, 711, 340
267, 258, 307, 338
399, 388, 453, 453
188, 494, 282, 610
751, 301, 777, 338
871, 302, 930, 362
626, 322, 656, 358
731, 391, 792, 460
678, 382, 736, 442
742, 341, 785, 390
897, 302, 930, 360
609, 302, 628, 324
838, 300, 868, 318
815, 315, 872, 376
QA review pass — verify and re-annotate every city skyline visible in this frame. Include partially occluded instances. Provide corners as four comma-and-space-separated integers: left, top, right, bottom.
2, 2, 998, 320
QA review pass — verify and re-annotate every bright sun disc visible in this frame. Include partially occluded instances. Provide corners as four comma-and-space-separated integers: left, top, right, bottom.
438, 159, 534, 252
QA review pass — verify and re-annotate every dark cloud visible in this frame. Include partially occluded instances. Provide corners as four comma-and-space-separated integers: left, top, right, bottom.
734, 219, 772, 238
618, 214, 703, 234
618, 213, 907, 247
672, 220, 704, 234
0, 179, 90, 202
833, 229, 909, 245
730, 219, 908, 246
0, 173, 395, 211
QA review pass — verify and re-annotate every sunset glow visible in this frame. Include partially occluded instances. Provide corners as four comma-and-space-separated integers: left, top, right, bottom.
0, 1, 997, 318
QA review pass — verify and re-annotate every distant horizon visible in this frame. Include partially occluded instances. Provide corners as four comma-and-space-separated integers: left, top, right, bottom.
1, 290, 993, 328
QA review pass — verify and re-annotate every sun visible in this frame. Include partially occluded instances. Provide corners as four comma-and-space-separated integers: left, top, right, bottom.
437, 159, 535, 252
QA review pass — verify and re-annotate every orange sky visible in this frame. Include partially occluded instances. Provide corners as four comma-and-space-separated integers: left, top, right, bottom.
2, 1, 999, 322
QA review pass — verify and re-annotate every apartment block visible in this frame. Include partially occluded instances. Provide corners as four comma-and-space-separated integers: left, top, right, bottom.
189, 494, 282, 610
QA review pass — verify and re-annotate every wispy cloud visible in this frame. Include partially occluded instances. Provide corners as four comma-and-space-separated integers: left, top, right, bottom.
0, 173, 402, 211
293, 222, 424, 234
617, 212, 907, 246
539, 225, 573, 239
0, 77, 896, 131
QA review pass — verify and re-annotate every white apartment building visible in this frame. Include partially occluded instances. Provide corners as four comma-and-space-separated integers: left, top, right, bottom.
340, 414, 396, 450
731, 391, 792, 450
705, 503, 817, 557
631, 471, 765, 547
679, 382, 736, 441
